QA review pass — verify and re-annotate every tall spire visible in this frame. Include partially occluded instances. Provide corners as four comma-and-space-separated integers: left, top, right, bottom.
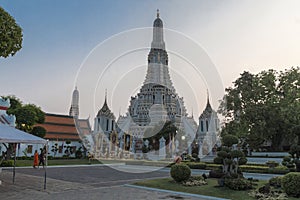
105, 88, 107, 104
69, 86, 79, 117
205, 89, 212, 111
151, 9, 165, 50
144, 10, 172, 88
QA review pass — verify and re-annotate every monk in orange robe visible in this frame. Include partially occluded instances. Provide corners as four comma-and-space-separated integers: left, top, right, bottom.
33, 150, 39, 168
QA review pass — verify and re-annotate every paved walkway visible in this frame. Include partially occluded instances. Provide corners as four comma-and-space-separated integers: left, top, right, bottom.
0, 165, 229, 200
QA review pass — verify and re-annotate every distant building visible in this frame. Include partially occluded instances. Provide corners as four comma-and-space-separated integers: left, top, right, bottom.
34, 113, 91, 157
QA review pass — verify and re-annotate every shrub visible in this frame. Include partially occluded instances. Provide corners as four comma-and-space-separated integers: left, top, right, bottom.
281, 172, 300, 197
224, 178, 253, 190
269, 176, 282, 188
282, 155, 296, 170
0, 160, 14, 167
170, 164, 191, 182
208, 170, 225, 178
182, 176, 207, 186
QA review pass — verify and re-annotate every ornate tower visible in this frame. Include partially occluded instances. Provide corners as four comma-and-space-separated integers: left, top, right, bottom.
128, 10, 187, 126
69, 87, 79, 117
94, 91, 116, 136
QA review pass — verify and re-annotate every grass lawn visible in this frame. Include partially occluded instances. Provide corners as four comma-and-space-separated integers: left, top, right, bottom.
134, 178, 298, 200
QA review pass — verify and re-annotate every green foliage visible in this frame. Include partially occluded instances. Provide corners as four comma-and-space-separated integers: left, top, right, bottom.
267, 166, 289, 174
0, 6, 23, 58
222, 135, 239, 147
0, 160, 13, 167
208, 170, 225, 178
31, 126, 46, 138
224, 178, 253, 190
230, 150, 244, 158
213, 157, 223, 164
219, 68, 300, 151
3, 96, 45, 133
214, 134, 247, 176
186, 162, 206, 169
217, 150, 228, 158
170, 163, 191, 182
269, 176, 282, 188
281, 172, 300, 197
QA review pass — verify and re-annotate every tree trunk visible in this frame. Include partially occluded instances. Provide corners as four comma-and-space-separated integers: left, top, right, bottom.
271, 132, 283, 151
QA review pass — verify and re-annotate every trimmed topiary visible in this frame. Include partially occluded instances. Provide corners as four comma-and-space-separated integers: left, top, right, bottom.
170, 163, 191, 182
281, 172, 300, 197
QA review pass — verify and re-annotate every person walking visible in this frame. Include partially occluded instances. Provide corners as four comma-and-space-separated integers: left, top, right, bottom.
33, 150, 39, 168
38, 149, 45, 168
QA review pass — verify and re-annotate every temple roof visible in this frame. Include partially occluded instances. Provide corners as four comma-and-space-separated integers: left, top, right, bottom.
36, 113, 80, 141
97, 94, 115, 119
199, 92, 216, 119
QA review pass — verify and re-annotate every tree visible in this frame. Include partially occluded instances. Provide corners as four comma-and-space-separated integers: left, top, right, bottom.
219, 68, 300, 151
0, 6, 23, 58
31, 126, 46, 138
1, 96, 45, 160
2, 96, 45, 133
213, 134, 247, 176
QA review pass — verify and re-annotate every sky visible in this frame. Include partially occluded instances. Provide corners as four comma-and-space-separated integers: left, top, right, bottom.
1, 0, 300, 125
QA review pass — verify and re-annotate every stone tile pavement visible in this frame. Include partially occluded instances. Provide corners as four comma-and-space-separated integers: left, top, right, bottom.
0, 169, 217, 200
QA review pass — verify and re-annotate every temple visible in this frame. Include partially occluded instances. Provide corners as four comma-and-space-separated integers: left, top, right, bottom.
90, 11, 220, 160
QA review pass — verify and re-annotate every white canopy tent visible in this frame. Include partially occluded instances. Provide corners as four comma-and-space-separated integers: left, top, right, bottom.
0, 124, 48, 189
0, 124, 47, 144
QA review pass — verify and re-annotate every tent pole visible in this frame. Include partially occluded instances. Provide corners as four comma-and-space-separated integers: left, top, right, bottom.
13, 143, 17, 184
44, 140, 48, 190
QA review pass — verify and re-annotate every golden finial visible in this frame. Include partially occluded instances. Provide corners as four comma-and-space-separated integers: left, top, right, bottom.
157, 9, 160, 18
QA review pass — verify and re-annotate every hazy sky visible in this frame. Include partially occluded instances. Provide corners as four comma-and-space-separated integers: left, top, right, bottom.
1, 0, 300, 124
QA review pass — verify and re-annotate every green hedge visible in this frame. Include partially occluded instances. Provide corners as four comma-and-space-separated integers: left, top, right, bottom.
0, 160, 14, 167
186, 162, 207, 169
